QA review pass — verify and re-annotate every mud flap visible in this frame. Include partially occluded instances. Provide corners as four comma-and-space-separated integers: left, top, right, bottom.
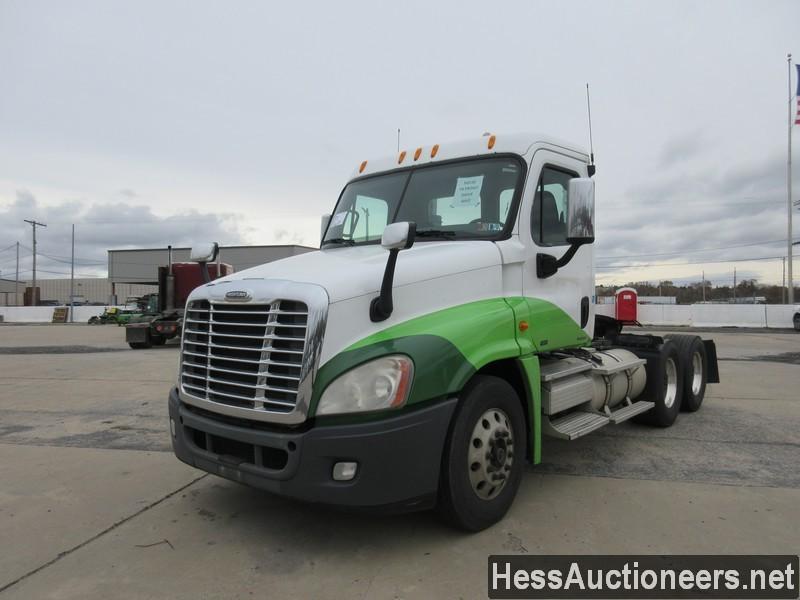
126, 324, 150, 344
703, 339, 720, 383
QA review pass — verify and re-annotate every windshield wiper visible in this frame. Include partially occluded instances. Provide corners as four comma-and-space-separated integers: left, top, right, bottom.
415, 229, 457, 239
323, 237, 356, 246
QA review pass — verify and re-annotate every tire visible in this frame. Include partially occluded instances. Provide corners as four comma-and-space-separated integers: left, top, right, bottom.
128, 341, 152, 349
437, 375, 527, 532
794, 313, 800, 332
665, 334, 707, 412
88, 317, 98, 325
151, 335, 167, 346
633, 340, 683, 427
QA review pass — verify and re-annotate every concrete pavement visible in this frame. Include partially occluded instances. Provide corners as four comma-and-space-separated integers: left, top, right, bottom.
1, 325, 798, 598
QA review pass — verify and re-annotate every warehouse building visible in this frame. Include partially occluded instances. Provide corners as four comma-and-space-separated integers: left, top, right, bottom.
0, 278, 23, 306
107, 244, 314, 286
3, 244, 316, 306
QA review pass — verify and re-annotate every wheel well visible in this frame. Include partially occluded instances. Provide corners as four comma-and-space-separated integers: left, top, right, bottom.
476, 359, 532, 461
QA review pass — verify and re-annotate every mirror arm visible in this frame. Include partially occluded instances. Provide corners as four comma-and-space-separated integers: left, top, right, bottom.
537, 240, 589, 279
199, 262, 211, 284
370, 248, 400, 322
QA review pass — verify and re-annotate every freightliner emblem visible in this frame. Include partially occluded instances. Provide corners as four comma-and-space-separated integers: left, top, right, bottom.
224, 290, 252, 302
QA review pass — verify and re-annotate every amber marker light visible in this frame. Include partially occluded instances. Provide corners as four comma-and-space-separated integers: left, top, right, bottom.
414, 147, 422, 161
430, 144, 439, 158
398, 150, 407, 164
518, 321, 529, 332
359, 160, 367, 173
487, 134, 496, 149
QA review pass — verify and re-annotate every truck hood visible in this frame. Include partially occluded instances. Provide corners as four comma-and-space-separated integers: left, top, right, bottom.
210, 241, 503, 303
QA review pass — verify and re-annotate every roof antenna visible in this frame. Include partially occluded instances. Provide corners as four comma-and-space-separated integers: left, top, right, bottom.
585, 83, 596, 177
397, 128, 400, 153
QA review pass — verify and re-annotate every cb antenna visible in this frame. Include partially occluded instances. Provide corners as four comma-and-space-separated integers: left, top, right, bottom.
585, 83, 596, 177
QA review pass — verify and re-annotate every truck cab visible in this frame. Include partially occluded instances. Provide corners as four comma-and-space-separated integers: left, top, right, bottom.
168, 133, 718, 531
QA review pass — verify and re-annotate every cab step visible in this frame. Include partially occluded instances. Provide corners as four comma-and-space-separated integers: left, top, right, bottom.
544, 411, 609, 440
608, 400, 654, 424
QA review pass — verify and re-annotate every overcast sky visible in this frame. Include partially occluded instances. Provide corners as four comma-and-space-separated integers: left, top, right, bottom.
1, 0, 799, 287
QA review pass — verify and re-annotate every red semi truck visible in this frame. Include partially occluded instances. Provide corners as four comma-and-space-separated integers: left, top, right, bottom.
126, 249, 232, 349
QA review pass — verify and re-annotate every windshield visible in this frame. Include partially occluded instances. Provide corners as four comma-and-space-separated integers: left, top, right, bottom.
322, 156, 524, 246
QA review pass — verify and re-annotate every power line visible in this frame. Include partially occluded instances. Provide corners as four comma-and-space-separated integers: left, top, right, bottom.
596, 255, 786, 270
597, 237, 799, 261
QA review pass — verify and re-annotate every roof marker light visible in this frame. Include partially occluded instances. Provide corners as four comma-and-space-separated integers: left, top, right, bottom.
398, 150, 407, 164
359, 160, 367, 173
413, 147, 422, 161
431, 144, 439, 158
487, 134, 496, 150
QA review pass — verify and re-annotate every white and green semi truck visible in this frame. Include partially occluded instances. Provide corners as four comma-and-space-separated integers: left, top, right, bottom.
169, 133, 719, 531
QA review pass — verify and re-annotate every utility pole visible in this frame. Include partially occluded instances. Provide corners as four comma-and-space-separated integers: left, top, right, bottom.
783, 256, 787, 304
23, 219, 46, 306
702, 270, 706, 302
70, 224, 75, 323
788, 54, 794, 304
15, 242, 19, 306
733, 266, 737, 303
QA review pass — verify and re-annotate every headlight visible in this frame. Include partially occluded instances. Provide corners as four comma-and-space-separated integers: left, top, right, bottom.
316, 355, 414, 416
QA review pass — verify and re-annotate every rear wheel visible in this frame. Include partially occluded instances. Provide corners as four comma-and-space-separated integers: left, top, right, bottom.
151, 335, 167, 346
438, 375, 526, 532
633, 340, 683, 427
665, 334, 707, 412
794, 313, 800, 332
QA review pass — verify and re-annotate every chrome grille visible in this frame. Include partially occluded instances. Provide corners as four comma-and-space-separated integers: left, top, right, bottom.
180, 299, 308, 414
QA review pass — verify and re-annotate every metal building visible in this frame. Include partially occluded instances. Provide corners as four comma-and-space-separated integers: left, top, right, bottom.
108, 244, 315, 285
0, 278, 24, 306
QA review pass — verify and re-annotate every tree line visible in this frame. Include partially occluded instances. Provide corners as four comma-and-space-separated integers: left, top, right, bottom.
596, 280, 799, 305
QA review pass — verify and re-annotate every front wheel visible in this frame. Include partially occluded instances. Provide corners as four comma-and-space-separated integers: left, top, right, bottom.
438, 375, 526, 532
794, 313, 800, 332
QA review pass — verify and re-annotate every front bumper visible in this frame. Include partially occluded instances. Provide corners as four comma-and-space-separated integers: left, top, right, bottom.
168, 388, 457, 511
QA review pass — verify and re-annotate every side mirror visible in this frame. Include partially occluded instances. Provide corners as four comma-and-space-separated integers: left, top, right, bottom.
537, 179, 594, 279
381, 221, 416, 250
190, 242, 219, 263
370, 221, 416, 322
320, 214, 331, 243
566, 178, 595, 244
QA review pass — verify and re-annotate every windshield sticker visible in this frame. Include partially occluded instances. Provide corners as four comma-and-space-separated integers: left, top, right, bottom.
453, 175, 483, 207
330, 212, 347, 227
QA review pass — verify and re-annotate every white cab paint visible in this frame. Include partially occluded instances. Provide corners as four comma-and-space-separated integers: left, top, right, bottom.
194, 133, 597, 366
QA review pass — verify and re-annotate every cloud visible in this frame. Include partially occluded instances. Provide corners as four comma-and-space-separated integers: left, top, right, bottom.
0, 191, 249, 280
657, 130, 708, 168
594, 148, 798, 285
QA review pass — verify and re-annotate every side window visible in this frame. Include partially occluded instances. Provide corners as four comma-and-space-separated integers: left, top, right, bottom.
341, 195, 389, 242
531, 166, 575, 246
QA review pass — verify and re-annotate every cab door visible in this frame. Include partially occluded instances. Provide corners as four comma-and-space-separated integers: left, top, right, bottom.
518, 148, 594, 350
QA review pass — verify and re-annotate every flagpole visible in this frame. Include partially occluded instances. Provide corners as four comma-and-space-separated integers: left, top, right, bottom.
788, 53, 794, 304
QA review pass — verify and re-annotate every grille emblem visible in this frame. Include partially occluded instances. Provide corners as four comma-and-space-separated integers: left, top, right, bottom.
224, 290, 252, 302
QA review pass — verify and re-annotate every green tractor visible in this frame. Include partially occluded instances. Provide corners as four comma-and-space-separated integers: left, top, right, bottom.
87, 306, 142, 326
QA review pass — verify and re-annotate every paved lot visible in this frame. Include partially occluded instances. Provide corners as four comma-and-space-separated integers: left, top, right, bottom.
0, 324, 798, 599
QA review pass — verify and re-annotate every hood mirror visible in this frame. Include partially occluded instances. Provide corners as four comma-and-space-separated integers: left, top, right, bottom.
370, 221, 416, 322
320, 214, 331, 244
190, 242, 219, 263
381, 221, 417, 251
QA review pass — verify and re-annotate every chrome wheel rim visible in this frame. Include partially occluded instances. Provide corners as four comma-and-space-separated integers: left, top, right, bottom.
691, 351, 703, 396
468, 408, 513, 500
663, 357, 678, 409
